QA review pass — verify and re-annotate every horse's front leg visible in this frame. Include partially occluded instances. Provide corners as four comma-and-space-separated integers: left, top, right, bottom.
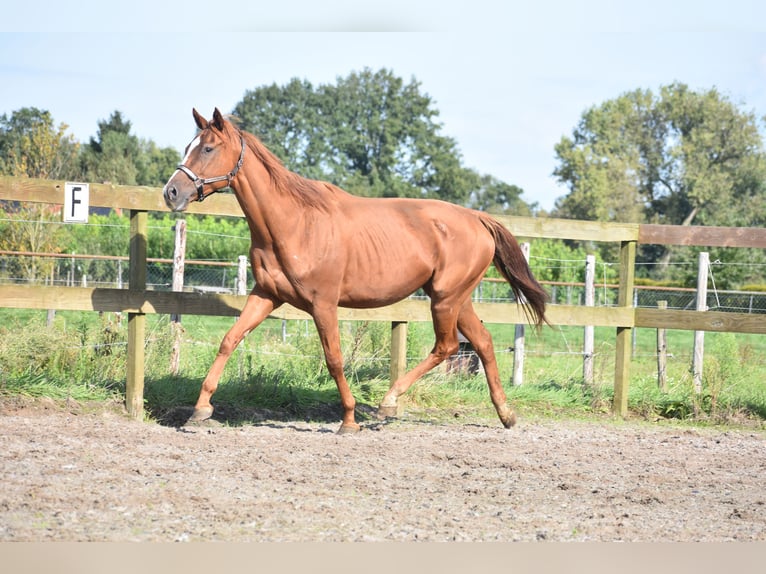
188, 290, 280, 423
311, 304, 360, 434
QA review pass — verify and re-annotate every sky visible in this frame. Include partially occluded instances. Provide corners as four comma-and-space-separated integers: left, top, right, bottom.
1, 0, 765, 212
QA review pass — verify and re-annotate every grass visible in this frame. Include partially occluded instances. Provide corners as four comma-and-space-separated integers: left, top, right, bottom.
1, 308, 764, 429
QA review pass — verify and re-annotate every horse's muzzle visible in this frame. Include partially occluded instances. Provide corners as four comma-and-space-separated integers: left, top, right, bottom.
163, 180, 190, 212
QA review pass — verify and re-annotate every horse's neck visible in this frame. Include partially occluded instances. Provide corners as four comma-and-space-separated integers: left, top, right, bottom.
233, 165, 291, 248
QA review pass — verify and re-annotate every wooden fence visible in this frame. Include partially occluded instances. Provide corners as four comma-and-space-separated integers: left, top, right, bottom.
2, 175, 766, 419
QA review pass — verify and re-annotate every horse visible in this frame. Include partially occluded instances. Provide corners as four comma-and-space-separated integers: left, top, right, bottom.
163, 108, 548, 433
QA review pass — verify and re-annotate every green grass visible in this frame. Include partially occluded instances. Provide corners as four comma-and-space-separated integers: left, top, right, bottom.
1, 308, 764, 429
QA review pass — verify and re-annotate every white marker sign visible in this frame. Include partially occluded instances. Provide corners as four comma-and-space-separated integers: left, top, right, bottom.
64, 182, 89, 223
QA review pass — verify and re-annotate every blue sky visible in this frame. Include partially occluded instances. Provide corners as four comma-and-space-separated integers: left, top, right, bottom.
1, 1, 765, 211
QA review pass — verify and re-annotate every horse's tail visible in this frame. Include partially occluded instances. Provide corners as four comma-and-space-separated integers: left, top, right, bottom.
480, 215, 549, 328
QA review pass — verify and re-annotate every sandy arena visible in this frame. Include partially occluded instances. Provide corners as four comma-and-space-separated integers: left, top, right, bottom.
1, 398, 764, 542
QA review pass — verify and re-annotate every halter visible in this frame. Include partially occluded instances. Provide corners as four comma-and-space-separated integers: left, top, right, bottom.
175, 135, 246, 202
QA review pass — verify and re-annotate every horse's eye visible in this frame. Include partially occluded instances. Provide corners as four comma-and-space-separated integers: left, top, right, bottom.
204, 146, 214, 153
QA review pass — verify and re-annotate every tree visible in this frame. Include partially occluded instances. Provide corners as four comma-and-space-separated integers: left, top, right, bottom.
654, 84, 766, 229
466, 175, 535, 216
553, 83, 766, 228
80, 111, 139, 184
0, 107, 80, 179
233, 78, 329, 182
136, 139, 182, 187
317, 68, 465, 200
0, 108, 76, 281
553, 83, 766, 284
233, 68, 525, 207
80, 111, 179, 186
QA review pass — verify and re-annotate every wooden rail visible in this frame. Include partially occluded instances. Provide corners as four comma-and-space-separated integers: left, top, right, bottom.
2, 176, 765, 420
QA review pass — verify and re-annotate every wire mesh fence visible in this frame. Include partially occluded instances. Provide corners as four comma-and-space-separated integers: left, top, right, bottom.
474, 275, 766, 313
0, 253, 253, 293
2, 252, 765, 313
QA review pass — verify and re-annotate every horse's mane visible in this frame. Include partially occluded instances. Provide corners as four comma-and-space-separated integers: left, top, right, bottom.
239, 129, 331, 212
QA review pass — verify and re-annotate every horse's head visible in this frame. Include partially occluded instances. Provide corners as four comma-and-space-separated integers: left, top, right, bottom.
163, 108, 245, 212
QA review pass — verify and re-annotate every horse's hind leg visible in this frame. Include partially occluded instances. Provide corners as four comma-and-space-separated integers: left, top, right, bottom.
188, 291, 278, 423
457, 301, 516, 428
378, 300, 460, 417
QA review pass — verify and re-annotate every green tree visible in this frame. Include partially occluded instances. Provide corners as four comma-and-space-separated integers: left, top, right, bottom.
80, 111, 179, 186
553, 83, 766, 227
136, 139, 181, 187
317, 68, 462, 199
0, 107, 80, 179
233, 78, 329, 181
0, 201, 65, 282
0, 108, 77, 281
233, 68, 526, 207
81, 111, 140, 184
467, 175, 535, 216
553, 83, 766, 284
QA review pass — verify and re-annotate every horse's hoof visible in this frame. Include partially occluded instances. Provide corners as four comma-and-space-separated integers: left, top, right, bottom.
376, 405, 398, 419
186, 406, 214, 425
500, 409, 517, 429
337, 422, 361, 435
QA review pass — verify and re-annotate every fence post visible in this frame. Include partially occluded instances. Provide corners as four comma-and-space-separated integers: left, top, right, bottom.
692, 251, 709, 395
126, 210, 148, 420
236, 255, 248, 295
613, 240, 636, 418
632, 288, 638, 352
116, 258, 124, 328
169, 219, 186, 376
512, 242, 531, 386
390, 321, 408, 388
656, 300, 668, 392
583, 254, 596, 385
234, 255, 249, 377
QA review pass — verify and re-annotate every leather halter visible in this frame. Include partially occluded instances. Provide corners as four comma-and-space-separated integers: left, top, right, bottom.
175, 135, 246, 202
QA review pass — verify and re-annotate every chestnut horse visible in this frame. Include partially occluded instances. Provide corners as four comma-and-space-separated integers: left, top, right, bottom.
164, 108, 547, 433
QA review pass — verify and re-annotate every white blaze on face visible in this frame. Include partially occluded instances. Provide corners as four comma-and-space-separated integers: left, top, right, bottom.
166, 135, 203, 187
181, 135, 202, 165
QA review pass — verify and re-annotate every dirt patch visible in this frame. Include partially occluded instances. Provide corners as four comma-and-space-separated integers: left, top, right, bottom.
1, 398, 764, 541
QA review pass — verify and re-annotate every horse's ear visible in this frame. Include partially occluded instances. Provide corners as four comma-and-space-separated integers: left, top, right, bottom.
212, 108, 226, 131
192, 108, 208, 130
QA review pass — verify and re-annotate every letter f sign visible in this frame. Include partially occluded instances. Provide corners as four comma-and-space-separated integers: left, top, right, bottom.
64, 182, 89, 223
